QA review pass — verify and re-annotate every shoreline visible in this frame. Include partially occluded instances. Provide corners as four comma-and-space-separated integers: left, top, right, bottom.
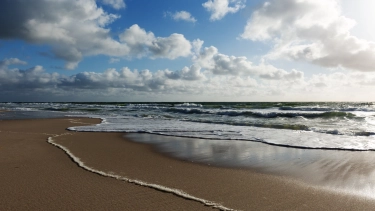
1, 118, 375, 210
124, 133, 375, 199
0, 118, 211, 210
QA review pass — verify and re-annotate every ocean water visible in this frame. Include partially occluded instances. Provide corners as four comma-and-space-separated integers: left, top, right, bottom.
1, 102, 375, 151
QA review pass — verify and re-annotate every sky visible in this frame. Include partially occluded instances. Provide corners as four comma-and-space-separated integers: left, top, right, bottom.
1, 0, 375, 102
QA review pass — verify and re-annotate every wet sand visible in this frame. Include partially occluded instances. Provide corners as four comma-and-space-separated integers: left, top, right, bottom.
1, 118, 375, 210
125, 133, 375, 198
0, 118, 211, 210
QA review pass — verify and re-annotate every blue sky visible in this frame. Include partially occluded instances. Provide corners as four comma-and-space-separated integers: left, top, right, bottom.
1, 0, 375, 102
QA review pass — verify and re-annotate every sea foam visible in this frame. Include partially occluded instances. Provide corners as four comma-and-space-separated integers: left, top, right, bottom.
47, 134, 235, 211
68, 116, 375, 151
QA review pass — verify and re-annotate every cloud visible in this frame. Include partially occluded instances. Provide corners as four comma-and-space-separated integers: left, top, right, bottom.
119, 24, 192, 59
203, 0, 245, 21
0, 65, 60, 91
0, 58, 204, 94
0, 56, 256, 100
60, 67, 171, 91
192, 39, 204, 55
164, 65, 206, 81
101, 0, 126, 9
2, 58, 375, 101
193, 46, 304, 81
0, 1, 193, 70
241, 0, 375, 72
61, 66, 207, 92
109, 58, 120, 63
0, 58, 27, 68
0, 0, 128, 70
167, 11, 197, 23
149, 34, 192, 59
259, 69, 304, 81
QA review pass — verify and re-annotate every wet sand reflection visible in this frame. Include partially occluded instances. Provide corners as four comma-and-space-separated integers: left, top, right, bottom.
125, 133, 375, 198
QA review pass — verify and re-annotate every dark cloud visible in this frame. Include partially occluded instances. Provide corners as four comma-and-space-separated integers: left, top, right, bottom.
0, 58, 207, 98
0, 0, 127, 69
3, 57, 373, 102
0, 1, 193, 70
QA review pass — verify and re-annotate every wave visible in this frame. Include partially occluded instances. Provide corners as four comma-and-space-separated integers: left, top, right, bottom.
185, 119, 375, 137
279, 106, 375, 112
127, 103, 171, 108
68, 116, 375, 151
43, 107, 102, 112
166, 108, 209, 114
220, 111, 358, 119
308, 128, 375, 136
174, 103, 203, 108
166, 107, 357, 119
187, 119, 310, 131
44, 107, 71, 112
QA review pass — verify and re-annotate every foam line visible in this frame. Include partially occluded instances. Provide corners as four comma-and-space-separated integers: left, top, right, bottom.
47, 135, 235, 211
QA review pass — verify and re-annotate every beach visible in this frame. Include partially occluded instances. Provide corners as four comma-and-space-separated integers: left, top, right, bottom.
1, 117, 375, 210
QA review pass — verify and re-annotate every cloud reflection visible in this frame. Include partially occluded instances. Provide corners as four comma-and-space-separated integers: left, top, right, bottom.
125, 133, 375, 198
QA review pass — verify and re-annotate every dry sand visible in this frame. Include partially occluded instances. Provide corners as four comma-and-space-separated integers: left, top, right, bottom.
1, 118, 375, 210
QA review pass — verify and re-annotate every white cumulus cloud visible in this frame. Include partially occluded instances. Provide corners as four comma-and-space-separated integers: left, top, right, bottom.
164, 65, 206, 81
101, 0, 126, 10
168, 11, 197, 23
241, 0, 375, 72
119, 24, 192, 59
203, 0, 245, 21
194, 46, 304, 81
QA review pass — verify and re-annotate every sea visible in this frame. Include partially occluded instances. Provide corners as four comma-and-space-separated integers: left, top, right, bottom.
1, 102, 375, 151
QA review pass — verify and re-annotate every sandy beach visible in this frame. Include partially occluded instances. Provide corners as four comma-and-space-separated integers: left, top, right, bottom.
1, 118, 375, 210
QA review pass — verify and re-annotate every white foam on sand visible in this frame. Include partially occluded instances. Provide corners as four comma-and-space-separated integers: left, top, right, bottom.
68, 116, 375, 151
47, 134, 235, 211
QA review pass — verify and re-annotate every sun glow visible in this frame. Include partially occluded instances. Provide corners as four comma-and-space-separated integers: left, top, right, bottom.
341, 0, 375, 41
